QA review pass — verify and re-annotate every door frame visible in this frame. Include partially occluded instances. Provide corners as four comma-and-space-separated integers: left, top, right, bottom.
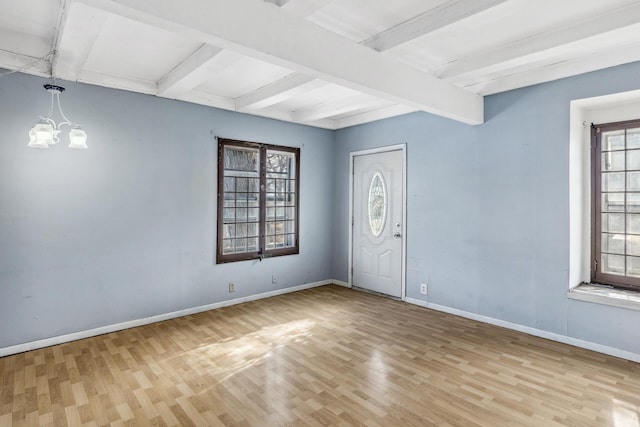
349, 144, 407, 300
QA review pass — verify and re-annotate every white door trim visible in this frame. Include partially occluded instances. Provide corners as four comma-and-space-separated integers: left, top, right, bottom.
349, 144, 407, 300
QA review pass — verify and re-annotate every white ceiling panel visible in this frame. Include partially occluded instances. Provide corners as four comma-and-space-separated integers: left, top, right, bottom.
81, 14, 201, 82
1, 0, 640, 129
0, 0, 57, 57
195, 55, 294, 99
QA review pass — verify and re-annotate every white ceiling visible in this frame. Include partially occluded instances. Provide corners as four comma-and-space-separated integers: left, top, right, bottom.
2, 0, 640, 129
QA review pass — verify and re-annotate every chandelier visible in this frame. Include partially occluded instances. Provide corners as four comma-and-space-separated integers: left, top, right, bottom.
28, 84, 88, 149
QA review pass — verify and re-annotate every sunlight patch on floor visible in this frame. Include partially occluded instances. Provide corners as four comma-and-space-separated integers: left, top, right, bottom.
613, 398, 640, 427
179, 319, 315, 384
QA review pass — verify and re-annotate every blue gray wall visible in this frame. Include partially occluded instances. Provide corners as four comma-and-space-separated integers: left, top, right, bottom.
333, 61, 640, 355
0, 72, 334, 348
3, 61, 640, 355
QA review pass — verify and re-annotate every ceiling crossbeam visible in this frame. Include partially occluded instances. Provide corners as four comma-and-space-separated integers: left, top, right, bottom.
364, 0, 508, 52
158, 44, 223, 97
292, 94, 380, 122
78, 0, 483, 124
235, 74, 323, 110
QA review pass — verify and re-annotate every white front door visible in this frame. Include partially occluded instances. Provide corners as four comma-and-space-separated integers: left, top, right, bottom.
352, 149, 404, 298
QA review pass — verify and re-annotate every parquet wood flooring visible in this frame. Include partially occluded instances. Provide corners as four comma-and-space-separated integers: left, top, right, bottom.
2, 285, 640, 426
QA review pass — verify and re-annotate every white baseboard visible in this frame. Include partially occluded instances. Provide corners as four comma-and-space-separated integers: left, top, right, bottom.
332, 279, 351, 288
405, 297, 640, 364
8, 283, 636, 364
0, 280, 331, 357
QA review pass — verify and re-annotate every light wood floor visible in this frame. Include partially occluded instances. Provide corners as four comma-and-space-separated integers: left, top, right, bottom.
2, 285, 640, 426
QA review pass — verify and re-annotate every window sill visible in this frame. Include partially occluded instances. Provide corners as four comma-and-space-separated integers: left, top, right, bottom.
568, 284, 640, 312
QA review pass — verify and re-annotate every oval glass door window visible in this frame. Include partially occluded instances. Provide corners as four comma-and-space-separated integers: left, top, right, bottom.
368, 171, 387, 237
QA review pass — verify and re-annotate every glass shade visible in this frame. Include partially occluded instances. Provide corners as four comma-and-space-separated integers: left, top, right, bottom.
68, 128, 88, 149
27, 123, 53, 148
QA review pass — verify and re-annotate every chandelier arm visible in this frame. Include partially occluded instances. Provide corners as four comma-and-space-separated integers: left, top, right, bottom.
54, 91, 73, 128
43, 91, 56, 122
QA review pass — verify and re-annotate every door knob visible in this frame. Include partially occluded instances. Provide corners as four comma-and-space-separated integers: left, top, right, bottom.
393, 232, 401, 239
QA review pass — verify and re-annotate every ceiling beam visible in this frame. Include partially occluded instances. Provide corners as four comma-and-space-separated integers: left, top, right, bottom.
77, 69, 158, 94
334, 104, 417, 129
364, 0, 508, 52
234, 0, 332, 111
235, 73, 323, 110
439, 1, 640, 79
158, 44, 223, 97
277, 0, 333, 17
50, 0, 72, 77
174, 89, 236, 111
78, 0, 483, 124
0, 50, 51, 78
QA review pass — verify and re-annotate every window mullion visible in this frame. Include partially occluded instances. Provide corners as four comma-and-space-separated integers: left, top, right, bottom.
258, 146, 267, 256
624, 129, 628, 277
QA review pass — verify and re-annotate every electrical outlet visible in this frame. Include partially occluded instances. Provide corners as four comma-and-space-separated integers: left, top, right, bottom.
420, 283, 427, 295
228, 282, 235, 293
272, 275, 277, 284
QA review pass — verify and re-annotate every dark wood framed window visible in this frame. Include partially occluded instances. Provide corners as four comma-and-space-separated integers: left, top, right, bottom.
217, 138, 299, 263
592, 119, 640, 290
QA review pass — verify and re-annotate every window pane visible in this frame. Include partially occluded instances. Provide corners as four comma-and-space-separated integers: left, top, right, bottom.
223, 207, 235, 222
602, 172, 625, 192
602, 233, 625, 255
266, 207, 275, 221
247, 238, 258, 252
224, 224, 235, 238
601, 253, 625, 275
285, 220, 296, 234
266, 178, 275, 192
224, 176, 235, 192
285, 206, 296, 220
236, 207, 247, 221
628, 172, 640, 191
266, 221, 276, 235
224, 146, 258, 172
602, 213, 625, 233
628, 150, 640, 170
602, 130, 625, 151
602, 193, 624, 212
628, 235, 640, 256
220, 144, 260, 259
628, 128, 640, 149
602, 151, 625, 171
627, 193, 640, 213
628, 214, 640, 234
247, 223, 258, 237
368, 171, 387, 237
627, 256, 640, 277
265, 235, 275, 249
266, 151, 295, 178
